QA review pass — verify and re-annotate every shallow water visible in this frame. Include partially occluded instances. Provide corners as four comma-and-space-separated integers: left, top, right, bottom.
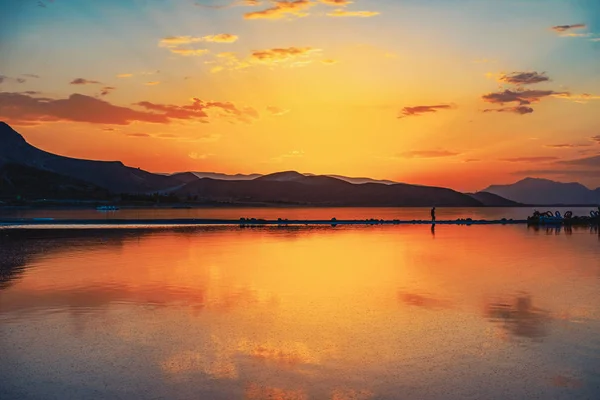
1, 225, 599, 400
0, 206, 596, 221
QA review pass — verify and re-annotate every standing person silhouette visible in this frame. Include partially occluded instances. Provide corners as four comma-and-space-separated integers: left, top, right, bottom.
431, 206, 436, 223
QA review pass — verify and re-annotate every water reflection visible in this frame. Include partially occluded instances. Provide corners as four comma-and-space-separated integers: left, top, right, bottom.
1, 225, 600, 399
485, 294, 551, 340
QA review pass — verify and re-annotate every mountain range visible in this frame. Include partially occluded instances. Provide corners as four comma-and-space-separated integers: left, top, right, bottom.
2, 121, 595, 206
484, 178, 600, 206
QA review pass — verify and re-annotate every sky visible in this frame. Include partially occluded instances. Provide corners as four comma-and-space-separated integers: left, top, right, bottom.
1, 0, 599, 191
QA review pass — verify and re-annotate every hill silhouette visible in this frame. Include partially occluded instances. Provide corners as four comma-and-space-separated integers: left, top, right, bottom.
484, 177, 600, 205
1, 122, 514, 206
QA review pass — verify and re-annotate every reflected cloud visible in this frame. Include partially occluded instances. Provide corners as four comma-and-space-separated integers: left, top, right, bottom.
399, 291, 452, 309
245, 383, 307, 400
331, 388, 374, 400
238, 340, 319, 366
485, 294, 551, 340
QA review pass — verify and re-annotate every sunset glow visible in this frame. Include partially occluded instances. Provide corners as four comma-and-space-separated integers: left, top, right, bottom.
1, 0, 600, 191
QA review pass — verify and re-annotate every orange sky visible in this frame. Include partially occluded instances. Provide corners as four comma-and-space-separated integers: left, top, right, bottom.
1, 0, 599, 191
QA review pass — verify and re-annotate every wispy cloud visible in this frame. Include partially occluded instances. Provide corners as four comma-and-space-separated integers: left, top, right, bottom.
251, 47, 320, 62
398, 104, 454, 118
145, 81, 160, 85
551, 23, 587, 34
117, 73, 133, 78
266, 106, 290, 115
70, 78, 102, 85
326, 9, 379, 17
244, 0, 314, 20
169, 48, 209, 56
500, 156, 559, 163
483, 106, 534, 115
159, 34, 239, 47
99, 86, 116, 96
498, 71, 550, 86
544, 143, 591, 149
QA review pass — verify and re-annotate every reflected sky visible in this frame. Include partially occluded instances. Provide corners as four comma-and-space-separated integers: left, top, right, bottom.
1, 225, 600, 399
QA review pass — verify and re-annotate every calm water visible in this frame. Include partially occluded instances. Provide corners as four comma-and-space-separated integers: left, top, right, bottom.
0, 206, 597, 221
1, 225, 599, 399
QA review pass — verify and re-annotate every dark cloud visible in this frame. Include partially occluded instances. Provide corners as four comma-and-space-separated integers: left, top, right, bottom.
557, 155, 600, 167
499, 71, 550, 86
22, 74, 40, 79
1, 92, 260, 126
591, 135, 600, 144
483, 106, 534, 115
500, 156, 559, 163
135, 98, 259, 123
126, 133, 151, 138
0, 92, 169, 126
99, 86, 116, 96
464, 158, 481, 162
397, 150, 460, 158
0, 75, 26, 84
398, 104, 454, 118
70, 78, 102, 85
551, 23, 586, 32
482, 89, 563, 106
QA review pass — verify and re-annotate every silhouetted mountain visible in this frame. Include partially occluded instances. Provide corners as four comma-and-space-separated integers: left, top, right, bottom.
175, 176, 482, 207
466, 191, 522, 207
255, 171, 307, 182
322, 175, 398, 185
0, 122, 183, 194
0, 163, 110, 200
186, 172, 263, 181
170, 172, 202, 184
484, 177, 600, 205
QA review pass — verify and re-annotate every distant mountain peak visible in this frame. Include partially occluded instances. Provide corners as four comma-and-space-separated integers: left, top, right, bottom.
255, 171, 306, 182
0, 121, 27, 143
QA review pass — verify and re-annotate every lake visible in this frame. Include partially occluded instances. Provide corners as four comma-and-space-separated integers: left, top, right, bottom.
1, 223, 599, 399
1, 206, 597, 221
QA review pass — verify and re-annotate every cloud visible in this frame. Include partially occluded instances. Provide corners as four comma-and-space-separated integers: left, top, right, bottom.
591, 135, 600, 144
512, 169, 600, 178
70, 78, 102, 85
397, 150, 460, 158
321, 59, 339, 64
0, 75, 27, 84
544, 143, 591, 148
126, 132, 151, 138
266, 106, 290, 115
551, 23, 586, 32
202, 33, 239, 43
0, 92, 169, 126
399, 292, 452, 309
483, 106, 534, 115
498, 71, 550, 86
169, 48, 209, 56
22, 73, 40, 79
320, 0, 352, 5
556, 155, 600, 167
135, 98, 259, 123
552, 92, 600, 103
327, 9, 379, 17
464, 158, 480, 162
117, 73, 133, 78
145, 81, 160, 85
398, 104, 454, 118
0, 92, 260, 126
482, 89, 564, 106
500, 156, 559, 163
159, 34, 238, 47
99, 86, 116, 96
244, 0, 314, 20
270, 150, 305, 162
251, 46, 319, 62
